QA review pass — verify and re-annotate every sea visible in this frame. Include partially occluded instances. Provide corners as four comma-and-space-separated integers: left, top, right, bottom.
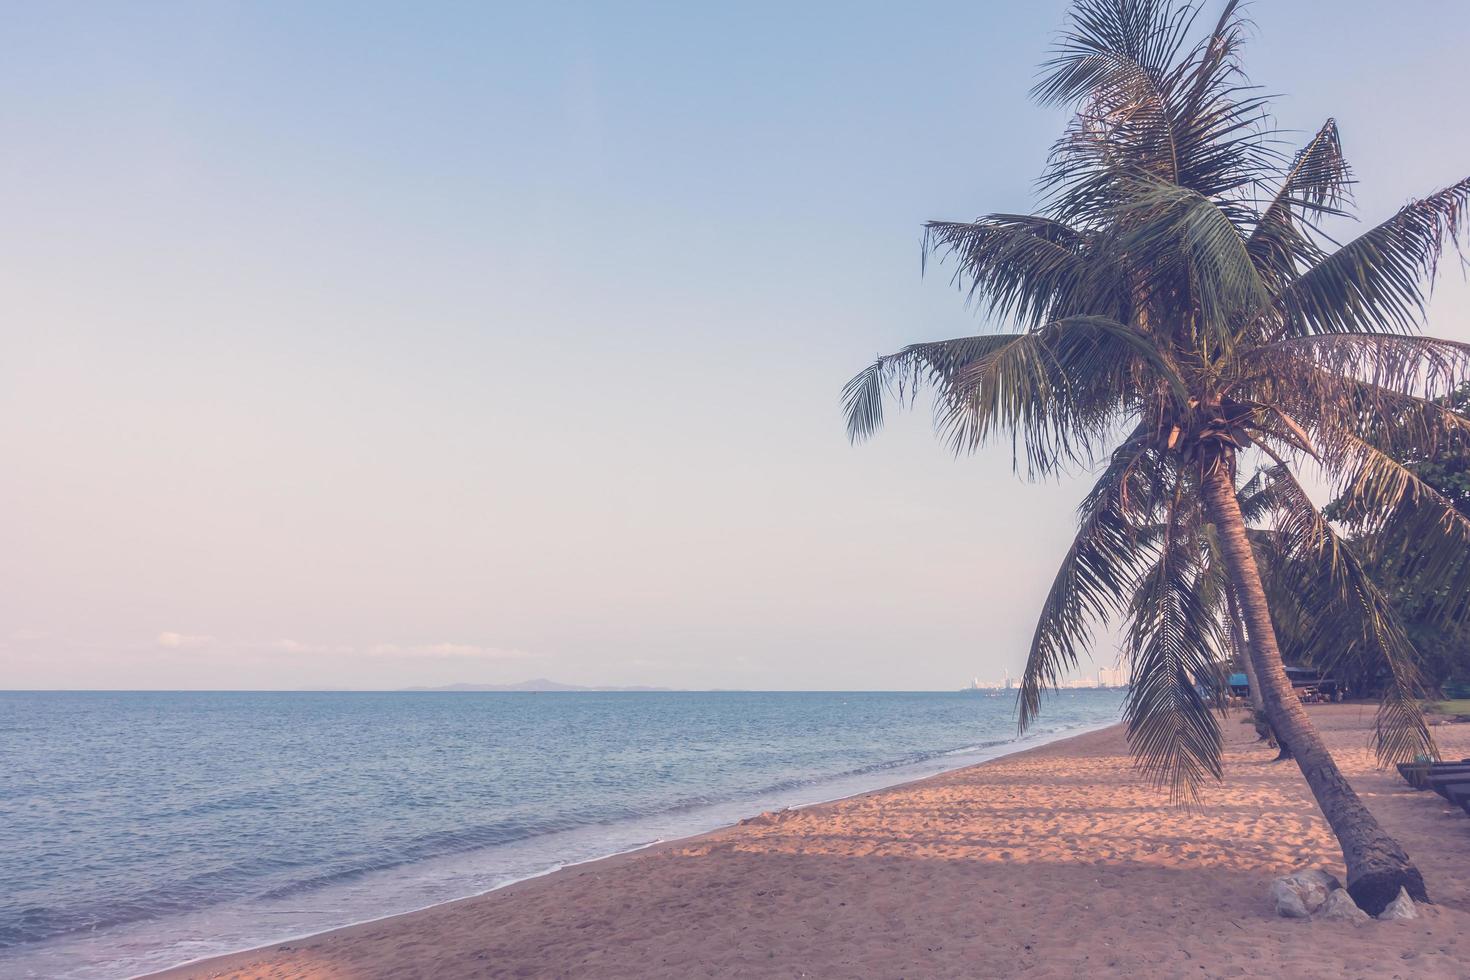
0, 689, 1124, 979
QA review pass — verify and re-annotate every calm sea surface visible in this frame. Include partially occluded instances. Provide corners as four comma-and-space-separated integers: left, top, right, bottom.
0, 690, 1123, 979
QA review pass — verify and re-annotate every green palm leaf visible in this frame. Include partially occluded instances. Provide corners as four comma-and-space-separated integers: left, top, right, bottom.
1270, 178, 1470, 337
1255, 466, 1438, 763
1018, 430, 1163, 729
1124, 514, 1226, 804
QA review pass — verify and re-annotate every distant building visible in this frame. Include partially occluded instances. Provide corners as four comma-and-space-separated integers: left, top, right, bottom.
960, 666, 1128, 692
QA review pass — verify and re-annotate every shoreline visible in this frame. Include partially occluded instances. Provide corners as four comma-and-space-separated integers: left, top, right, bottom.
140, 717, 1120, 979
149, 704, 1470, 979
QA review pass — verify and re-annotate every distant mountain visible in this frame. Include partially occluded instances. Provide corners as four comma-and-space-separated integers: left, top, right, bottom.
399, 678, 675, 693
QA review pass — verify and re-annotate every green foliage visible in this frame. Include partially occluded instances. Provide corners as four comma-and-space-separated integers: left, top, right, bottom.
1395, 384, 1470, 513
844, 0, 1470, 799
1316, 384, 1470, 690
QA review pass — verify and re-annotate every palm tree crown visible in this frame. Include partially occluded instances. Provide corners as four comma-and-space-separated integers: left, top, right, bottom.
844, 0, 1470, 843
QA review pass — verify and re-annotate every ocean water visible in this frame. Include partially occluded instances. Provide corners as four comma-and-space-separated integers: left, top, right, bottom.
0, 689, 1123, 979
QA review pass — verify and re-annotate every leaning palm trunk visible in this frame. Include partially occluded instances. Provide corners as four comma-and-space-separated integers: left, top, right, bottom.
1225, 582, 1285, 756
845, 0, 1470, 918
1227, 594, 1278, 751
1201, 454, 1425, 910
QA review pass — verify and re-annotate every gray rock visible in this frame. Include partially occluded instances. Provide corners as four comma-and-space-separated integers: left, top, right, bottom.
1316, 888, 1371, 923
1272, 882, 1311, 918
1270, 869, 1342, 918
1376, 887, 1418, 921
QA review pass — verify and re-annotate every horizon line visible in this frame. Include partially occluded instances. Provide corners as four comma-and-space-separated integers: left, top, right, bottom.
0, 687, 1126, 694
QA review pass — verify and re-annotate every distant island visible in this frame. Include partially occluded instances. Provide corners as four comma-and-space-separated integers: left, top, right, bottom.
398, 678, 675, 693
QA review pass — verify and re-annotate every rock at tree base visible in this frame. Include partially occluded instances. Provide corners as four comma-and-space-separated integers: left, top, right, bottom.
1317, 888, 1370, 923
1270, 869, 1342, 918
1377, 887, 1418, 921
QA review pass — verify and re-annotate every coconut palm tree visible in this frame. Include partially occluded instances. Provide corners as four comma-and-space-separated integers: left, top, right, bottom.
843, 0, 1470, 914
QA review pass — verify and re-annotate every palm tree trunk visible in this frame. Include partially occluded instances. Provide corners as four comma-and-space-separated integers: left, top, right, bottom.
1227, 591, 1290, 758
1227, 599, 1272, 743
1199, 454, 1426, 915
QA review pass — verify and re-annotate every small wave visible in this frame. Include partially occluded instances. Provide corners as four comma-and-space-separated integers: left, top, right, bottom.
0, 690, 1124, 975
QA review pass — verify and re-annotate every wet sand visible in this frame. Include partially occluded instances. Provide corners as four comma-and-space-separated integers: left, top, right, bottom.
152, 704, 1470, 979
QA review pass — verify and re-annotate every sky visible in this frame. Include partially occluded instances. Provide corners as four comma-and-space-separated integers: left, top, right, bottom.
2, 1, 1468, 691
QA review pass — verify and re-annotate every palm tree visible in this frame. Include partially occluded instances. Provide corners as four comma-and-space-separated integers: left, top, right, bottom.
843, 0, 1470, 914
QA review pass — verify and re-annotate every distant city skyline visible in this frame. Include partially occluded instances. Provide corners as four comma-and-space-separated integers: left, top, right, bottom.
3, 1, 1467, 690
964, 664, 1125, 693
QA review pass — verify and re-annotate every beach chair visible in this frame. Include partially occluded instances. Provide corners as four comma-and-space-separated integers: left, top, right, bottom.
1424, 773, 1470, 801
1400, 761, 1470, 790
1444, 783, 1470, 814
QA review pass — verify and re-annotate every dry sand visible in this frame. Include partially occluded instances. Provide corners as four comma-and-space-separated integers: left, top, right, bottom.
153, 704, 1470, 979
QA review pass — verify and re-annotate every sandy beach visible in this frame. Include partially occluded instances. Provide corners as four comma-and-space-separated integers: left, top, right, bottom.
152, 704, 1470, 979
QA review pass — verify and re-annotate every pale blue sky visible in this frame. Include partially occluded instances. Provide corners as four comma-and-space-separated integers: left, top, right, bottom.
2, 1, 1467, 690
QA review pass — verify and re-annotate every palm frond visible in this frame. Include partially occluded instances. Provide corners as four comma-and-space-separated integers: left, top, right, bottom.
1256, 466, 1438, 763
1169, 0, 1275, 197
1247, 119, 1352, 287
921, 215, 1113, 328
1123, 510, 1226, 804
845, 316, 1182, 475
1318, 429, 1470, 621
1036, 0, 1271, 215
842, 334, 1030, 443
1240, 335, 1470, 475
1018, 430, 1164, 729
1033, 0, 1197, 110
1324, 428, 1470, 541
1270, 177, 1470, 337
1246, 333, 1470, 404
943, 314, 1195, 472
1115, 178, 1266, 345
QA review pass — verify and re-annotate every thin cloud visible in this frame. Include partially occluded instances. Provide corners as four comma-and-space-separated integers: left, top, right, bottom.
156, 631, 215, 649
269, 639, 355, 655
